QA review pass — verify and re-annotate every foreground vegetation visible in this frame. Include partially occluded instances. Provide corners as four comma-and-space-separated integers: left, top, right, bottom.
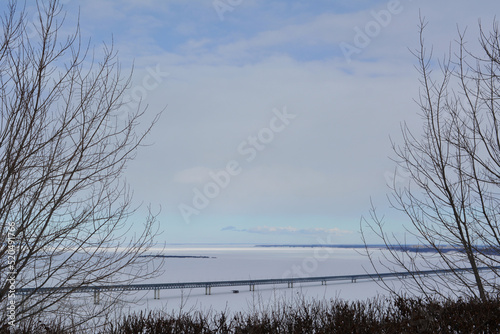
3, 295, 500, 333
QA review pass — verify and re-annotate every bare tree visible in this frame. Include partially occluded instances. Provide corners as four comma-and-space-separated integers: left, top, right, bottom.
362, 17, 500, 301
0, 0, 163, 330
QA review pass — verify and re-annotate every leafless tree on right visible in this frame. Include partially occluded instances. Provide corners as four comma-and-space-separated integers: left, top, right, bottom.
362, 17, 500, 302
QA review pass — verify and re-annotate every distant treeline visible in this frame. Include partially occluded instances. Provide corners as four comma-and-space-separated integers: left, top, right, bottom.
138, 255, 215, 259
255, 244, 500, 255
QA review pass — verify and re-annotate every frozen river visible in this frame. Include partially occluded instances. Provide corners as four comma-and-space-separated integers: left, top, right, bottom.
105, 245, 440, 316
43, 243, 498, 325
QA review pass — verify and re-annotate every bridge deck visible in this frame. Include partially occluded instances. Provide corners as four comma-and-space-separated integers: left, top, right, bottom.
16, 266, 500, 297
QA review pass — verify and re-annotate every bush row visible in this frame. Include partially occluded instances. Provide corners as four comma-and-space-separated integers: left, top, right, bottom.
103, 297, 500, 334
3, 296, 500, 333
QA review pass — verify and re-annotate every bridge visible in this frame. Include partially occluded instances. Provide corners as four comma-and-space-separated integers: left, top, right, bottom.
16, 266, 499, 304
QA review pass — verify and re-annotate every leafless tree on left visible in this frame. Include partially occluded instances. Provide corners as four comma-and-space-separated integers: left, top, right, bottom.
0, 0, 164, 331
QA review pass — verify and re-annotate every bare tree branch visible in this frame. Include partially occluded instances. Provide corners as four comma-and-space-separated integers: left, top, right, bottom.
0, 0, 164, 330
362, 16, 500, 302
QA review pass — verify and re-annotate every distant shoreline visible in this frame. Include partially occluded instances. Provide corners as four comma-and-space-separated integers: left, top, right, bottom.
139, 255, 216, 259
255, 244, 383, 248
152, 243, 499, 255
254, 244, 499, 254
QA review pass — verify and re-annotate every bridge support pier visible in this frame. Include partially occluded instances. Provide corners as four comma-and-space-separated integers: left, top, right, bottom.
154, 288, 160, 299
205, 286, 211, 295
94, 290, 100, 305
351, 278, 356, 283
249, 285, 255, 291
321, 280, 327, 285
287, 282, 293, 288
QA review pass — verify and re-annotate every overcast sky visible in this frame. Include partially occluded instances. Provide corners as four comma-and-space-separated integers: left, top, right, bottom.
18, 0, 500, 245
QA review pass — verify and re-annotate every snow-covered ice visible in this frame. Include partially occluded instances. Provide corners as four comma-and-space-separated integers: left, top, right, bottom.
77, 244, 487, 317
